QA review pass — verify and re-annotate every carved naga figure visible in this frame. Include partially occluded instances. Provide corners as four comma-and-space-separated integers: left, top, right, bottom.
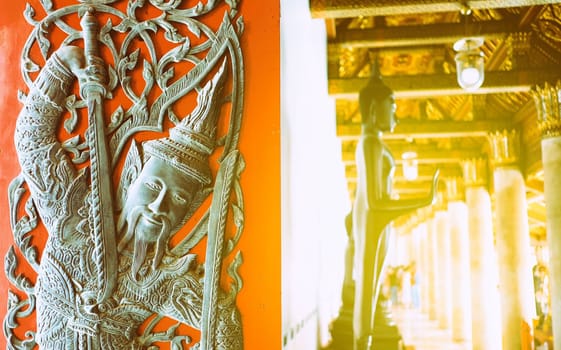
352, 70, 438, 350
5, 1, 245, 349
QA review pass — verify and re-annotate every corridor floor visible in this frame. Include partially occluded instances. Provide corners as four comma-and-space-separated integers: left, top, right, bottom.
392, 307, 471, 350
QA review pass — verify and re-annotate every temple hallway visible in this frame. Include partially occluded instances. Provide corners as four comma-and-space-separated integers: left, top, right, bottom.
392, 307, 470, 350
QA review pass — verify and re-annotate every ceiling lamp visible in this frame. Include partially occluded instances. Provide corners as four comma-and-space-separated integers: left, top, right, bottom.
454, 37, 485, 91
401, 151, 418, 181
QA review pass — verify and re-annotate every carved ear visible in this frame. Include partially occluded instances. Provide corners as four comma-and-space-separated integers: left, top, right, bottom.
116, 140, 143, 212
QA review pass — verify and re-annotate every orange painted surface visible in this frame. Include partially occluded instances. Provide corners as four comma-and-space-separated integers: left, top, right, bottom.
0, 0, 280, 348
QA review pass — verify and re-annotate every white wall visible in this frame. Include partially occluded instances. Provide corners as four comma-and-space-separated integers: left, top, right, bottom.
281, 1, 350, 349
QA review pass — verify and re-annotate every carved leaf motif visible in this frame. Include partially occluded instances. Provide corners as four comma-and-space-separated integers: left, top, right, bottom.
78, 0, 120, 3
62, 135, 89, 164
100, 18, 114, 45
173, 41, 191, 62
149, 0, 182, 11
193, 2, 204, 15
142, 59, 155, 96
236, 16, 245, 35
4, 289, 37, 350
8, 178, 40, 272
127, 0, 146, 18
227, 251, 243, 296
131, 95, 149, 124
167, 107, 180, 125
225, 0, 239, 11
23, 3, 37, 25
159, 66, 175, 89
153, 17, 185, 43
108, 64, 119, 91
138, 315, 191, 348
4, 246, 34, 293
108, 105, 125, 131
120, 49, 140, 73
168, 16, 201, 38
37, 22, 51, 58
22, 59, 40, 73
119, 49, 141, 100
39, 0, 53, 11
64, 95, 79, 133
7, 290, 19, 313
5, 247, 17, 281
114, 17, 136, 33
17, 90, 27, 104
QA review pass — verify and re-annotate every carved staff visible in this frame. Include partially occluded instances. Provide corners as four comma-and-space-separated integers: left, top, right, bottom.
199, 150, 240, 349
80, 8, 118, 304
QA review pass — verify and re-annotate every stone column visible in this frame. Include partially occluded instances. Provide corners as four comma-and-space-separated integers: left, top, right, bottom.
489, 130, 536, 350
434, 192, 452, 330
445, 178, 472, 342
426, 210, 439, 321
409, 217, 423, 310
416, 210, 430, 313
462, 159, 502, 350
533, 82, 561, 350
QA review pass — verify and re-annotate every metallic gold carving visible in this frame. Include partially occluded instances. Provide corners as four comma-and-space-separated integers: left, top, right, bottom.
462, 158, 489, 187
385, 12, 450, 26
5, 1, 245, 349
339, 47, 370, 78
310, 0, 558, 19
445, 177, 464, 202
534, 5, 561, 44
488, 129, 520, 167
379, 48, 443, 76
532, 81, 561, 139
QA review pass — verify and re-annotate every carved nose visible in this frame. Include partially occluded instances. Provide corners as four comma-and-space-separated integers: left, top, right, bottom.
148, 189, 168, 214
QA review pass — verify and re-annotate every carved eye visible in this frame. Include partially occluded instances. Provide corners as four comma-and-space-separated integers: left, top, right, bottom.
144, 180, 162, 192
173, 193, 188, 205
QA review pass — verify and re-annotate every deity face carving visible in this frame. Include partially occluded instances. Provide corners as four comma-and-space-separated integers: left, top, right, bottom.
125, 157, 200, 236
119, 156, 203, 277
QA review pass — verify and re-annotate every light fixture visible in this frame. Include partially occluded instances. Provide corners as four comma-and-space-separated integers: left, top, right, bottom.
401, 151, 418, 181
454, 37, 485, 91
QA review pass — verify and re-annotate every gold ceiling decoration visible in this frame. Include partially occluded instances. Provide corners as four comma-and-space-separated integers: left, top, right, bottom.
385, 12, 452, 26
314, 1, 561, 241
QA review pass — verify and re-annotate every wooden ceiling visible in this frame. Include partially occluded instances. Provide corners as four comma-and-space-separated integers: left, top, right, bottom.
310, 0, 561, 241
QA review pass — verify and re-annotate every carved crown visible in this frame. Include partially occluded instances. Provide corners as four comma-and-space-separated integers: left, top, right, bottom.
143, 60, 228, 185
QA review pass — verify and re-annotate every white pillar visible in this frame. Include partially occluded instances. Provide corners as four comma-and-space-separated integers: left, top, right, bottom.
462, 159, 502, 350
427, 212, 439, 321
533, 82, 561, 350
434, 193, 452, 330
490, 130, 536, 350
417, 212, 431, 314
446, 178, 472, 342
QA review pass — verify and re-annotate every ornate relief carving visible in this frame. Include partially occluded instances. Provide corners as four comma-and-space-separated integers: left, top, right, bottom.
488, 129, 520, 167
5, 0, 245, 349
534, 5, 561, 44
532, 81, 561, 139
461, 158, 489, 188
531, 5, 561, 64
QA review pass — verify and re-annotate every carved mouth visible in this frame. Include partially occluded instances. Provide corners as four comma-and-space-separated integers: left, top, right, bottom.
142, 213, 163, 226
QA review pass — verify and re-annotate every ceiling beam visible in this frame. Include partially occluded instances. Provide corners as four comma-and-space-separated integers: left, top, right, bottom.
337, 119, 512, 139
330, 20, 521, 48
344, 155, 479, 166
329, 69, 561, 98
310, 0, 558, 19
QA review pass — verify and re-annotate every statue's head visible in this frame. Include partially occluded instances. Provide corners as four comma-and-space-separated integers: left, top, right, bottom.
359, 73, 396, 132
118, 61, 227, 279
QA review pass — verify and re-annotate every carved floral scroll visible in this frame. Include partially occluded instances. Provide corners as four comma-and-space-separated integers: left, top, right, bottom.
5, 0, 245, 349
